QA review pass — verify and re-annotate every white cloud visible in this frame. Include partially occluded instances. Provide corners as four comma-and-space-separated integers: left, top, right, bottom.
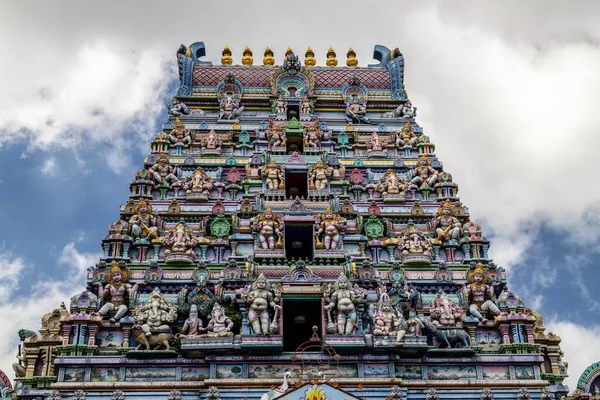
0, 249, 27, 302
40, 157, 57, 176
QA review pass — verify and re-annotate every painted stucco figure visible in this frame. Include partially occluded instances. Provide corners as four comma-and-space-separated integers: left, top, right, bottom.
149, 152, 179, 187
431, 199, 462, 242
95, 262, 141, 323
465, 264, 502, 324
395, 122, 417, 148
129, 199, 160, 241
309, 160, 332, 191
241, 274, 281, 335
253, 208, 283, 250
261, 160, 284, 190
324, 273, 365, 335
372, 293, 406, 345
315, 208, 345, 250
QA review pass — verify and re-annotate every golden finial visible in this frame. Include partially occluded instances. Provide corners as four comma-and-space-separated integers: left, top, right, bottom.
285, 46, 294, 57
304, 46, 316, 66
346, 47, 358, 67
263, 46, 275, 66
326, 46, 338, 67
221, 44, 232, 65
242, 45, 253, 66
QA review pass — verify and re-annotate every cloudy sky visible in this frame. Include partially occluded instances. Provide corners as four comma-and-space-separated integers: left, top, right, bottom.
1, 0, 599, 392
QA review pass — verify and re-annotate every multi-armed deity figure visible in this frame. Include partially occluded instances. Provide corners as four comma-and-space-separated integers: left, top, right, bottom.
376, 169, 406, 197
184, 167, 214, 196
309, 160, 332, 191
202, 303, 235, 337
345, 95, 370, 124
149, 153, 179, 187
303, 124, 323, 149
410, 155, 437, 189
366, 132, 386, 155
253, 208, 284, 250
218, 92, 244, 120
200, 130, 223, 152
394, 122, 418, 148
465, 264, 502, 324
314, 208, 345, 250
430, 289, 463, 327
129, 200, 161, 241
162, 222, 198, 257
372, 293, 406, 345
300, 95, 312, 115
166, 98, 191, 118
168, 118, 192, 147
241, 274, 281, 335
324, 273, 365, 335
95, 261, 141, 323
431, 200, 462, 242
398, 223, 433, 260
266, 124, 287, 149
133, 288, 178, 337
383, 100, 416, 119
261, 160, 285, 190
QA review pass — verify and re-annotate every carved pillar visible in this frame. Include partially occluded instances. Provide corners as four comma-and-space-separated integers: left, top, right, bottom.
87, 325, 99, 346
482, 244, 489, 259
462, 244, 471, 261
498, 324, 511, 344
61, 323, 72, 346
230, 241, 238, 257
524, 324, 535, 344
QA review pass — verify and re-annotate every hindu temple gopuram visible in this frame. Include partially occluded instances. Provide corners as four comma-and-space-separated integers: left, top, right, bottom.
4, 42, 575, 400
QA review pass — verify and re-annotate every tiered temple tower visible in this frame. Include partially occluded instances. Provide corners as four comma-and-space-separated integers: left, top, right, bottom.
5, 43, 571, 400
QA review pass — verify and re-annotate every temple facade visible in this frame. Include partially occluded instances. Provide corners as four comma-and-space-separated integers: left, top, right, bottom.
5, 42, 572, 400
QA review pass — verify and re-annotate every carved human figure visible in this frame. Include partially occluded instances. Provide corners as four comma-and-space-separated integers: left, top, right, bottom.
149, 153, 179, 186
410, 156, 437, 188
166, 98, 190, 117
304, 124, 322, 149
395, 122, 417, 148
266, 124, 287, 149
331, 163, 346, 180
399, 225, 432, 258
134, 288, 177, 336
274, 95, 287, 115
315, 208, 345, 250
218, 92, 244, 120
185, 167, 214, 196
168, 119, 191, 146
376, 169, 406, 196
431, 200, 462, 242
201, 130, 222, 151
465, 265, 502, 324
95, 262, 141, 322
345, 95, 370, 124
372, 293, 406, 344
367, 132, 386, 153
300, 96, 312, 114
179, 304, 203, 338
128, 200, 160, 241
163, 222, 198, 256
406, 310, 424, 336
253, 208, 283, 249
309, 160, 332, 191
399, 100, 416, 118
324, 273, 365, 335
241, 274, 281, 335
261, 160, 285, 190
430, 289, 462, 327
203, 303, 234, 337
12, 345, 27, 378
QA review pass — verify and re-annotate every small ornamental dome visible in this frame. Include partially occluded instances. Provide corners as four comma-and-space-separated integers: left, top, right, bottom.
285, 46, 294, 57
304, 46, 316, 66
326, 46, 338, 67
263, 47, 275, 66
242, 45, 253, 66
346, 47, 358, 67
221, 44, 233, 65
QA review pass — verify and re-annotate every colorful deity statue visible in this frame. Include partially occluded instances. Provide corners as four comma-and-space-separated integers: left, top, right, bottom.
253, 208, 283, 249
168, 118, 191, 146
309, 160, 332, 191
129, 200, 160, 241
179, 304, 203, 339
431, 200, 462, 242
314, 208, 345, 250
406, 310, 424, 336
303, 124, 323, 149
274, 94, 287, 115
162, 222, 198, 256
202, 303, 234, 337
149, 152, 179, 187
185, 167, 213, 196
465, 264, 502, 324
395, 122, 417, 148
241, 274, 281, 335
300, 95, 312, 114
266, 124, 287, 149
383, 100, 416, 119
166, 98, 191, 118
133, 288, 178, 337
410, 155, 437, 188
376, 169, 406, 197
331, 163, 346, 180
95, 261, 141, 323
324, 273, 365, 335
218, 92, 244, 120
345, 95, 370, 124
399, 224, 433, 260
372, 293, 406, 345
430, 289, 463, 327
261, 160, 285, 190
200, 130, 223, 152
367, 132, 386, 154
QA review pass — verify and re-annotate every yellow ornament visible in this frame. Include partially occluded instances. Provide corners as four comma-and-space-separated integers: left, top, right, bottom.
304, 46, 316, 66
326, 46, 338, 67
346, 47, 358, 67
263, 46, 274, 66
221, 44, 232, 65
242, 45, 253, 66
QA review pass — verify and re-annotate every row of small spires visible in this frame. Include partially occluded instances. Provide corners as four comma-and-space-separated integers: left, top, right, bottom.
221, 45, 359, 67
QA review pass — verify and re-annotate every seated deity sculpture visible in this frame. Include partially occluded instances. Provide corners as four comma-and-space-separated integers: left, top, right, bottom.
168, 118, 191, 146
309, 160, 332, 191
253, 208, 283, 250
314, 208, 345, 250
367, 132, 386, 154
94, 261, 141, 323
274, 94, 287, 115
162, 222, 198, 256
185, 167, 213, 196
406, 310, 424, 336
383, 100, 416, 119
149, 153, 179, 187
166, 98, 190, 118
201, 303, 234, 337
300, 96, 312, 114
345, 95, 370, 124
331, 163, 346, 181
465, 264, 502, 324
430, 289, 463, 327
376, 169, 406, 197
324, 273, 365, 335
409, 156, 437, 188
179, 304, 203, 339
218, 92, 244, 120
134, 288, 178, 336
261, 160, 284, 190
303, 124, 323, 149
241, 274, 281, 335
200, 130, 222, 152
266, 124, 287, 149
395, 122, 417, 148
399, 225, 433, 260
128, 200, 160, 242
431, 200, 462, 242
372, 293, 406, 345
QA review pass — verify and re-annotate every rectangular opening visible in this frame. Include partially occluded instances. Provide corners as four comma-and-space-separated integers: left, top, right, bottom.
283, 298, 321, 352
286, 135, 304, 154
285, 172, 308, 199
287, 104, 299, 120
285, 224, 314, 260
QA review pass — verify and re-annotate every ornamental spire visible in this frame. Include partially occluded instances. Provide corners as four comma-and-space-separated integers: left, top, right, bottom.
326, 46, 338, 66
221, 44, 232, 65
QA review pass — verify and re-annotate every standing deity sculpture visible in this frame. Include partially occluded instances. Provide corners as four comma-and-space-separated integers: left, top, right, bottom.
303, 124, 323, 149
168, 118, 192, 146
184, 167, 214, 196
200, 130, 223, 152
372, 293, 406, 345
261, 160, 285, 190
166, 98, 191, 118
300, 96, 312, 114
266, 124, 287, 149
367, 132, 386, 154
218, 92, 244, 120
324, 273, 365, 335
376, 169, 406, 197
430, 289, 463, 327
309, 160, 332, 191
149, 153, 179, 187
410, 156, 437, 189
241, 274, 281, 335
345, 95, 370, 124
253, 208, 284, 250
430, 200, 462, 242
406, 310, 424, 336
162, 222, 198, 257
179, 304, 203, 339
314, 208, 345, 250
129, 200, 161, 241
274, 95, 287, 115
465, 264, 502, 324
95, 261, 141, 323
395, 122, 418, 148
202, 303, 234, 337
